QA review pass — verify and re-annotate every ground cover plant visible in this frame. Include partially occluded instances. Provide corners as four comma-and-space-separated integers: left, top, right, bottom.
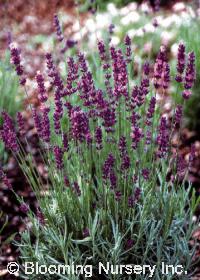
0, 13, 200, 280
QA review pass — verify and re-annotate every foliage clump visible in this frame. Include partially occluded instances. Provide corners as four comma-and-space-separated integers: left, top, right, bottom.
0, 15, 199, 280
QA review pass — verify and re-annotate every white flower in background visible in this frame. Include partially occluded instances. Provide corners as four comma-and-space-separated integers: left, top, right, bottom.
128, 29, 137, 39
107, 3, 119, 16
172, 2, 186, 12
143, 23, 155, 33
55, 1, 197, 58
85, 18, 96, 32
73, 20, 82, 32
135, 28, 145, 37
161, 31, 175, 45
159, 14, 181, 28
59, 61, 67, 76
111, 36, 120, 45
171, 43, 179, 58
186, 6, 196, 18
128, 3, 138, 11
120, 6, 130, 16
143, 42, 152, 53
89, 33, 99, 46
140, 2, 150, 13
61, 13, 74, 24
96, 13, 110, 29
120, 11, 140, 26
113, 25, 121, 33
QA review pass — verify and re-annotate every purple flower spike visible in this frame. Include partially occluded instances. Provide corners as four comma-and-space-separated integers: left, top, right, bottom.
126, 239, 134, 249
182, 90, 192, 100
118, 136, 130, 170
53, 146, 64, 170
177, 155, 187, 180
111, 47, 128, 99
65, 57, 78, 96
146, 97, 156, 126
130, 86, 139, 109
95, 127, 103, 150
61, 39, 77, 53
175, 43, 186, 83
70, 107, 90, 142
128, 195, 135, 208
184, 52, 196, 90
78, 52, 88, 73
109, 170, 117, 189
10, 43, 26, 85
86, 132, 92, 145
134, 187, 141, 203
64, 175, 70, 187
131, 126, 144, 150
20, 203, 29, 214
162, 62, 170, 89
142, 168, 150, 180
124, 35, 132, 63
63, 133, 69, 152
46, 52, 64, 93
143, 61, 150, 76
10, 46, 23, 75
53, 14, 64, 42
124, 34, 131, 46
32, 108, 42, 138
66, 38, 77, 48
1, 112, 19, 152
17, 112, 25, 135
53, 88, 63, 135
115, 191, 122, 202
174, 105, 183, 128
102, 107, 116, 133
36, 208, 45, 225
121, 154, 130, 170
109, 23, 115, 34
118, 136, 127, 155
36, 71, 48, 103
154, 0, 161, 12
83, 228, 90, 238
73, 182, 81, 196
140, 77, 149, 97
156, 116, 169, 158
152, 18, 159, 28
153, 46, 166, 89
42, 107, 51, 143
102, 153, 115, 180
145, 130, 152, 145
98, 40, 107, 61
2, 175, 12, 189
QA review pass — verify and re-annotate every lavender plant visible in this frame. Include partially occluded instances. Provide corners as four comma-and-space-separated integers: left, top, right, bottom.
0, 24, 199, 279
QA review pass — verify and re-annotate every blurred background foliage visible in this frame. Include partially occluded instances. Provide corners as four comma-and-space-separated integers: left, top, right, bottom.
79, 0, 180, 11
